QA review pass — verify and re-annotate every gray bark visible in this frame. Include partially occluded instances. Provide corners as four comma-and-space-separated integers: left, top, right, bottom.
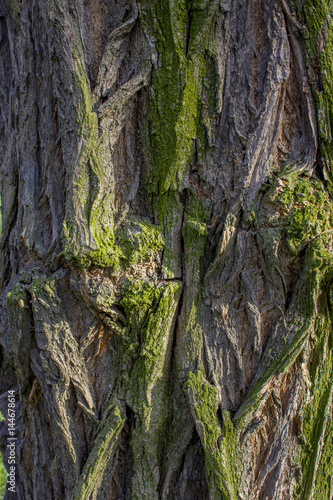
0, 0, 332, 499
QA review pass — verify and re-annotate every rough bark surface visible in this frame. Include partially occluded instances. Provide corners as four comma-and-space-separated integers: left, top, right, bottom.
0, 0, 333, 499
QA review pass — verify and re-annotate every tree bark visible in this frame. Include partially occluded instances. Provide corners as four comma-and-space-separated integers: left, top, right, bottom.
0, 0, 333, 499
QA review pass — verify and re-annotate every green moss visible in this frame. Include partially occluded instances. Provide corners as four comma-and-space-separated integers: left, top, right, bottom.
268, 171, 301, 210
179, 302, 204, 377
7, 282, 25, 307
140, 0, 220, 280
176, 193, 211, 378
173, 60, 201, 187
124, 280, 182, 404
185, 370, 241, 500
133, 282, 181, 388
62, 53, 118, 269
79, 247, 122, 271
269, 173, 333, 254
72, 403, 126, 500
141, 0, 189, 194
294, 317, 333, 500
120, 280, 164, 339
235, 172, 333, 428
119, 219, 165, 266
61, 0, 219, 274
182, 193, 210, 262
64, 213, 164, 271
220, 411, 242, 500
312, 418, 333, 500
153, 191, 184, 277
29, 275, 55, 299
63, 217, 123, 270
295, 1, 333, 182
63, 52, 165, 271
186, 370, 225, 498
142, 0, 220, 195
120, 280, 182, 499
153, 189, 210, 277
120, 278, 183, 407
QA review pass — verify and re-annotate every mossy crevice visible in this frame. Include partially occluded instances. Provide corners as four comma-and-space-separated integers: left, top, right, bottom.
183, 193, 211, 263
60, 0, 221, 276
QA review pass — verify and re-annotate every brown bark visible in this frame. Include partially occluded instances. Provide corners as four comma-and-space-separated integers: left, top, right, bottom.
0, 1, 332, 499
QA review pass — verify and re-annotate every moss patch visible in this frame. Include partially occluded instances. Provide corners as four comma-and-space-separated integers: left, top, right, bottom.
269, 173, 333, 254
235, 172, 333, 428
62, 50, 118, 269
120, 279, 182, 499
119, 219, 165, 267
142, 0, 220, 194
183, 193, 211, 263
294, 316, 333, 500
186, 370, 241, 500
140, 0, 220, 278
141, 0, 192, 194
72, 403, 126, 500
122, 280, 182, 410
295, 1, 333, 183
120, 279, 164, 341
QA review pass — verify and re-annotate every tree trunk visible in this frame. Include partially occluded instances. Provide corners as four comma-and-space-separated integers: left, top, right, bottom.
0, 0, 333, 498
